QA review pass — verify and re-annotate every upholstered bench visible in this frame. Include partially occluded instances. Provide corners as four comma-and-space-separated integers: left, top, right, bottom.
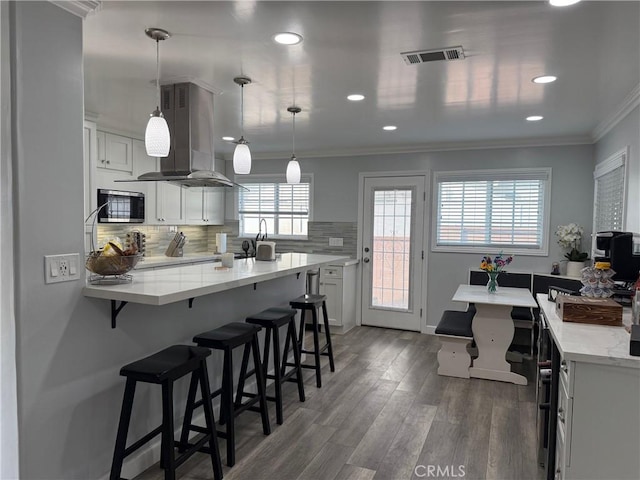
435, 310, 474, 378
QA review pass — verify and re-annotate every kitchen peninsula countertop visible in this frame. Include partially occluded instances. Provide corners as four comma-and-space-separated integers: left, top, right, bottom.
537, 293, 640, 369
83, 253, 349, 306
134, 253, 222, 270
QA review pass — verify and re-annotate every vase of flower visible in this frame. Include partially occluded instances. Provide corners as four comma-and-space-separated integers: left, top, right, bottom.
556, 223, 589, 277
480, 252, 513, 294
566, 260, 585, 278
486, 271, 500, 293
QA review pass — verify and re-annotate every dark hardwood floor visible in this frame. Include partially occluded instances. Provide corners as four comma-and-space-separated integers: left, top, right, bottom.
134, 326, 543, 480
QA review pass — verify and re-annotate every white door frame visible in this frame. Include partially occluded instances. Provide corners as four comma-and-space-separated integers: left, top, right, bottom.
356, 170, 431, 334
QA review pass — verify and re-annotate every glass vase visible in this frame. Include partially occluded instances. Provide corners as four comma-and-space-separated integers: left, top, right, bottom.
486, 271, 500, 294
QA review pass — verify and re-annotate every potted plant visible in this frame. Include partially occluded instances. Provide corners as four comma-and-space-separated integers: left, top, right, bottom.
556, 223, 589, 277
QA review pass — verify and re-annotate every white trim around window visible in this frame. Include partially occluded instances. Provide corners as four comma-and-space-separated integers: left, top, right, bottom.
236, 173, 314, 239
592, 147, 628, 234
431, 168, 552, 256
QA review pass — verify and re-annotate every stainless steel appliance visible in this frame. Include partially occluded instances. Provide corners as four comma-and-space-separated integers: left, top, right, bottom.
537, 311, 560, 480
116, 82, 243, 189
97, 189, 145, 223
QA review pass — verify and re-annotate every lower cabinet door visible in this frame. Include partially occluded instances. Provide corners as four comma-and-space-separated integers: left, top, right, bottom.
320, 278, 343, 326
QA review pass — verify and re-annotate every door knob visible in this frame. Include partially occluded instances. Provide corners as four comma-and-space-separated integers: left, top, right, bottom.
364, 247, 370, 252
363, 258, 370, 263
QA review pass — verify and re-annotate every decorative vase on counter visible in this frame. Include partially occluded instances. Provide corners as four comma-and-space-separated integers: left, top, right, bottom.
486, 271, 500, 294
566, 261, 585, 278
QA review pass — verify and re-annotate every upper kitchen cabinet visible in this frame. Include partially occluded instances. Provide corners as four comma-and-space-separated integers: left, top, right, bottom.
184, 188, 225, 225
132, 139, 157, 224
156, 161, 185, 224
97, 131, 133, 173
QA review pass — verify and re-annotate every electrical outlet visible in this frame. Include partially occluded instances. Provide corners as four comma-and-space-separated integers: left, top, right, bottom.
44, 253, 81, 284
329, 237, 344, 247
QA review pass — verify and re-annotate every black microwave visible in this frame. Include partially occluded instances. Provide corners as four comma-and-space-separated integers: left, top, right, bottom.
97, 189, 145, 223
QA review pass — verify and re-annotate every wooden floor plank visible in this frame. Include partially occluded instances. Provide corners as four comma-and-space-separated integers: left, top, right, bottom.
373, 403, 437, 480
346, 389, 416, 470
297, 441, 356, 480
333, 464, 377, 480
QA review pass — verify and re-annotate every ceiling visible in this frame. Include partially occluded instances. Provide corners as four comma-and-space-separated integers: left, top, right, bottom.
83, 1, 640, 160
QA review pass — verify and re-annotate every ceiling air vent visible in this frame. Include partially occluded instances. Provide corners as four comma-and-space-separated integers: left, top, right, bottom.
401, 46, 465, 65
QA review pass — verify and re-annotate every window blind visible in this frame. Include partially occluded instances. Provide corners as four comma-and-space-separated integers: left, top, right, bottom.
594, 150, 626, 232
238, 179, 310, 236
435, 170, 548, 250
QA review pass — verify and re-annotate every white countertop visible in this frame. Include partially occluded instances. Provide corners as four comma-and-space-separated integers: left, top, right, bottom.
537, 293, 640, 369
453, 284, 538, 308
135, 253, 222, 270
83, 253, 350, 306
326, 258, 359, 267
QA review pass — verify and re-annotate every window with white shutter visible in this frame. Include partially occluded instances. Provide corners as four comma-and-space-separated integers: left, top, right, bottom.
238, 175, 312, 238
433, 168, 551, 255
593, 148, 627, 233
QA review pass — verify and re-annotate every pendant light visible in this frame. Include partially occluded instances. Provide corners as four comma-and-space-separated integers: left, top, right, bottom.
144, 28, 171, 157
233, 76, 252, 174
286, 106, 301, 184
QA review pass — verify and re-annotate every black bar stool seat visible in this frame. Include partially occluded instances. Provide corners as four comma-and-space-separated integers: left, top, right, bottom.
110, 345, 222, 480
289, 294, 335, 388
182, 322, 270, 467
246, 307, 305, 425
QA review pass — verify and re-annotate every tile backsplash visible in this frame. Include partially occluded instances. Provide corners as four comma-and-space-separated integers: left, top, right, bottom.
96, 221, 357, 258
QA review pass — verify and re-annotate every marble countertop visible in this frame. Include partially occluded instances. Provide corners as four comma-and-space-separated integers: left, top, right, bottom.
537, 294, 640, 369
83, 253, 350, 306
453, 284, 538, 308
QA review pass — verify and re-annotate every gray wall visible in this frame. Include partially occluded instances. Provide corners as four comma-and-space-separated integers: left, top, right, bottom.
594, 105, 640, 233
237, 144, 595, 329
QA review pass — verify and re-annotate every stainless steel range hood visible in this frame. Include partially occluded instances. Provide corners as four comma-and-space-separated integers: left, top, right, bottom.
118, 82, 243, 189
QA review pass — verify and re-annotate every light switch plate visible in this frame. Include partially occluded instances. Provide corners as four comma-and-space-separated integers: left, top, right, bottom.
329, 237, 344, 247
44, 253, 81, 284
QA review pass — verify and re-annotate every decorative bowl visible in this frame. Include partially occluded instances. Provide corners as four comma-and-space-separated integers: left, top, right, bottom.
85, 252, 141, 276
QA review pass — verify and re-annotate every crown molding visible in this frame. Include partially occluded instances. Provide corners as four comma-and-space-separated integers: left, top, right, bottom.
245, 135, 593, 161
592, 83, 640, 143
50, 1, 101, 18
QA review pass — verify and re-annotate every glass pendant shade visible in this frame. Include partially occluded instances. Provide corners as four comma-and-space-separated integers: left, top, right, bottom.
145, 110, 170, 157
233, 141, 251, 174
286, 157, 301, 184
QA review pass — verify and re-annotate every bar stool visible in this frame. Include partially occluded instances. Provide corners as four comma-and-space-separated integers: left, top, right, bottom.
289, 293, 335, 388
246, 307, 305, 425
110, 345, 222, 480
181, 323, 270, 467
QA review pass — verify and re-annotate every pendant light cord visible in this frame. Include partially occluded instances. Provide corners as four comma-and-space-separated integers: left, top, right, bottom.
155, 38, 160, 109
240, 84, 245, 137
292, 110, 296, 157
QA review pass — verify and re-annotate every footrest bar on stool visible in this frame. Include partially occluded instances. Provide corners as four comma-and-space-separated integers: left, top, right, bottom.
123, 425, 163, 457
175, 433, 211, 469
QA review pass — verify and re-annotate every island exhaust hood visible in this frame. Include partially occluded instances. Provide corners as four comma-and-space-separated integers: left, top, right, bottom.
117, 82, 243, 189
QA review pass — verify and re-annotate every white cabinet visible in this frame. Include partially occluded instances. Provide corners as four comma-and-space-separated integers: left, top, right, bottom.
185, 189, 225, 224
97, 131, 133, 173
156, 169, 185, 224
132, 139, 157, 224
319, 263, 357, 333
554, 353, 640, 480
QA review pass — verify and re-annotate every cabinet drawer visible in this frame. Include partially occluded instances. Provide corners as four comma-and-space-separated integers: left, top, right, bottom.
321, 266, 343, 279
559, 357, 573, 396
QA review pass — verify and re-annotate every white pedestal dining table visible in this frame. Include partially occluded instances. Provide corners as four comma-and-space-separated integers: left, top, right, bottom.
452, 284, 538, 385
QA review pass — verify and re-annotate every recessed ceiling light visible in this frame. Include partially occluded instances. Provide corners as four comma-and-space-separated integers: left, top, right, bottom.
526, 116, 544, 121
382, 125, 397, 131
273, 32, 303, 45
533, 75, 557, 84
549, 0, 581, 6
347, 94, 365, 101
222, 136, 235, 141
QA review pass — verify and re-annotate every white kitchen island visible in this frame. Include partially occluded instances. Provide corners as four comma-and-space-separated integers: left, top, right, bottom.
83, 253, 349, 327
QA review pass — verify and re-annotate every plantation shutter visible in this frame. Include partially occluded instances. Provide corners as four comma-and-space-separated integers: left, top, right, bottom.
593, 149, 626, 233
238, 177, 311, 236
436, 169, 549, 249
